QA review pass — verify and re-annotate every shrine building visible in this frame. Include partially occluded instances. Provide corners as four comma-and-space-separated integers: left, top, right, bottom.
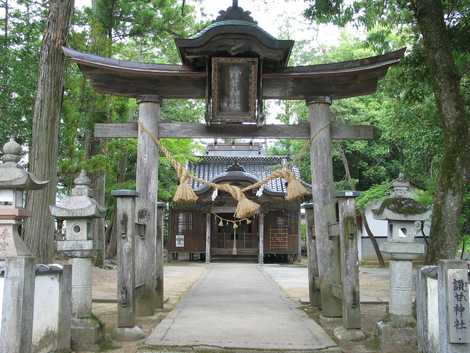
167, 142, 304, 263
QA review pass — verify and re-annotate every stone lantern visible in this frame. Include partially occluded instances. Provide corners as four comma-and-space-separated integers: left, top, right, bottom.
50, 170, 105, 351
372, 174, 430, 352
0, 138, 48, 353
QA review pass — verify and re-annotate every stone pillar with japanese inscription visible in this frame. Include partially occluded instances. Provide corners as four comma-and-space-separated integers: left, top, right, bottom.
50, 170, 106, 351
438, 260, 470, 353
372, 174, 430, 353
0, 138, 48, 353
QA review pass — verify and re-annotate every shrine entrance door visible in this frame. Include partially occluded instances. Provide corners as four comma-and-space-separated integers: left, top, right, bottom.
211, 213, 259, 260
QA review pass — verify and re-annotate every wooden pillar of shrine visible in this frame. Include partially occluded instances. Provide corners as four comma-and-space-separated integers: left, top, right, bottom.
205, 213, 211, 264
136, 95, 161, 314
307, 97, 342, 317
305, 203, 321, 308
258, 212, 264, 264
297, 209, 302, 258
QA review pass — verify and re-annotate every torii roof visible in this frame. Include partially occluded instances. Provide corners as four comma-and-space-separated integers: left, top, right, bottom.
63, 47, 404, 100
63, 2, 404, 100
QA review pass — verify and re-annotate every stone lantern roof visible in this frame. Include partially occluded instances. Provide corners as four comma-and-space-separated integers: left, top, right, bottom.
0, 138, 48, 258
49, 170, 105, 219
372, 174, 430, 221
0, 138, 49, 190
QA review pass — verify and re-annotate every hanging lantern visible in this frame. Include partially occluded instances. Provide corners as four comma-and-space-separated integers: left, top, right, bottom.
218, 219, 224, 227
246, 219, 252, 224
233, 223, 239, 229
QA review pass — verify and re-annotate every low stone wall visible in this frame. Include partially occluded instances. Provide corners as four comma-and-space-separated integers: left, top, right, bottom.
0, 263, 72, 353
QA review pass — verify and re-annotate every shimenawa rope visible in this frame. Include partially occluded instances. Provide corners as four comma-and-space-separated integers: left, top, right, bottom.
138, 121, 309, 218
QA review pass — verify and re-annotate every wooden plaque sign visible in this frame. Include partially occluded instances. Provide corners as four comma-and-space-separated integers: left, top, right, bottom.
211, 57, 258, 123
447, 269, 470, 343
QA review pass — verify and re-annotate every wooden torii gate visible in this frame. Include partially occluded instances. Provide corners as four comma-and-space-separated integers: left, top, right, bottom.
64, 0, 403, 335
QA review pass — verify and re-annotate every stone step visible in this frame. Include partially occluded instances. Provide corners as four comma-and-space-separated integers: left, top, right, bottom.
211, 255, 258, 263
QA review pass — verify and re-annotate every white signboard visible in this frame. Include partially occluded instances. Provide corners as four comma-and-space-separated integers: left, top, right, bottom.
176, 234, 184, 248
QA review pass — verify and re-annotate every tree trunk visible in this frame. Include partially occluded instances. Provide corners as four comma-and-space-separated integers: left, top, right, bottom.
414, 0, 469, 263
24, 0, 74, 263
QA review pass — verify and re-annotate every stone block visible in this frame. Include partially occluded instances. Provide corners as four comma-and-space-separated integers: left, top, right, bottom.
112, 326, 146, 341
381, 242, 425, 260
71, 317, 103, 352
333, 326, 366, 341
377, 320, 417, 353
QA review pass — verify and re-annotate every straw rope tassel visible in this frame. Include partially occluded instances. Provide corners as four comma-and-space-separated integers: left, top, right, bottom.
211, 183, 260, 219
242, 168, 309, 201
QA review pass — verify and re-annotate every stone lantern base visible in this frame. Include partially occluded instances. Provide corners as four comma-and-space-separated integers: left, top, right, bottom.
71, 317, 104, 352
377, 320, 417, 353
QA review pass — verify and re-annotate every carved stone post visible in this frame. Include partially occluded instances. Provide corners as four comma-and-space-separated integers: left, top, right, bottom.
307, 97, 342, 317
111, 190, 145, 341
50, 170, 106, 351
136, 95, 160, 315
258, 212, 264, 265
303, 203, 321, 308
0, 138, 48, 353
437, 260, 470, 353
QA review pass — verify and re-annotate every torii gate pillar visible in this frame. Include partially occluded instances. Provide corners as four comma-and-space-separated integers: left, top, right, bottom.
135, 95, 162, 315
308, 97, 342, 317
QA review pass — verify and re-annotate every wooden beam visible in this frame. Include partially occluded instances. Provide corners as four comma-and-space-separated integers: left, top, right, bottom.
94, 122, 376, 140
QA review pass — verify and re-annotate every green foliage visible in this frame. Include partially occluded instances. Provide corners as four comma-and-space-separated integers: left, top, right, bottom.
0, 1, 45, 144
356, 182, 392, 211
413, 189, 434, 207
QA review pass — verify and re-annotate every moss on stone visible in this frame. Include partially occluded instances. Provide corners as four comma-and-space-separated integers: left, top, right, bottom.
375, 197, 429, 216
